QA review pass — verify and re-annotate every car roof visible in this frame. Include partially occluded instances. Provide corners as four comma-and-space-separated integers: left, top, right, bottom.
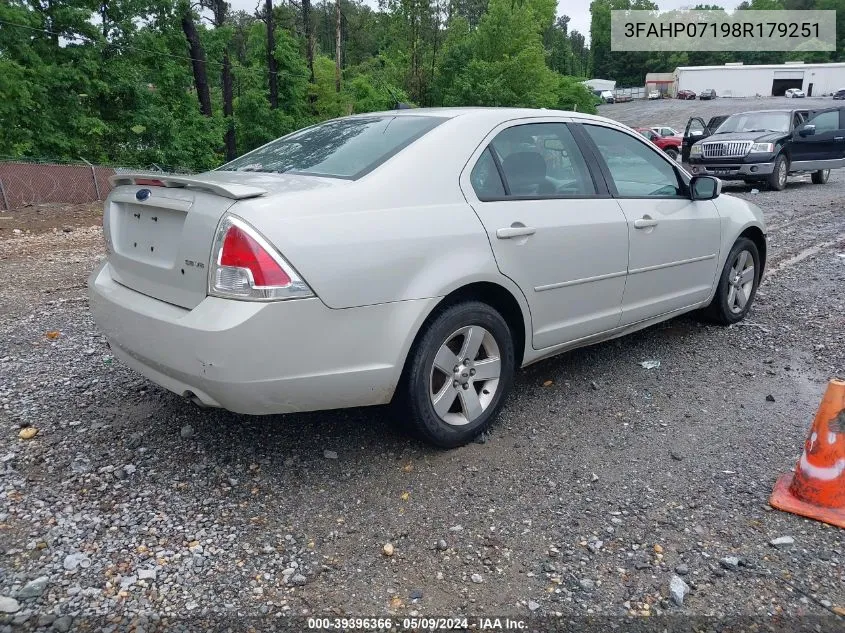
345, 107, 627, 128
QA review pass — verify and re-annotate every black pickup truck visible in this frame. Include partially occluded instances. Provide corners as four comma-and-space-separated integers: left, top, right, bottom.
683, 107, 845, 190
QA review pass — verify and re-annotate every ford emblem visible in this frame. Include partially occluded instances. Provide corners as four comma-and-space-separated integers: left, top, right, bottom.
136, 188, 151, 201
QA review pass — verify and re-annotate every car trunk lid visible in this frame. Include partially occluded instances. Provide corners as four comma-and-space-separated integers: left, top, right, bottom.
103, 171, 348, 310
104, 174, 267, 310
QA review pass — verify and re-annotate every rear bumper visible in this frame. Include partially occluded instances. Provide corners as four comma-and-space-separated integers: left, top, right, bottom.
689, 161, 775, 178
88, 262, 436, 414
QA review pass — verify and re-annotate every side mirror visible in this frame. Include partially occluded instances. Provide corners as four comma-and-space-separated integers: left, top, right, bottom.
798, 124, 815, 137
690, 175, 721, 201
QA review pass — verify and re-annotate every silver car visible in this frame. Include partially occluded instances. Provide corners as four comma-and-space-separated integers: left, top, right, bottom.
89, 108, 767, 447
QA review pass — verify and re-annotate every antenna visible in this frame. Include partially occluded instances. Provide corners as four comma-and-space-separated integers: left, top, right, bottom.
375, 58, 414, 110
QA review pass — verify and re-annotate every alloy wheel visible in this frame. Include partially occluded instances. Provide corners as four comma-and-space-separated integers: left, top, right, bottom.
727, 250, 755, 314
778, 161, 787, 188
429, 325, 501, 426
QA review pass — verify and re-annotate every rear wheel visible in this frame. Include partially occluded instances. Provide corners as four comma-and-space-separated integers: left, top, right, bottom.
664, 147, 679, 161
811, 169, 830, 184
701, 237, 761, 325
395, 301, 515, 448
767, 154, 788, 191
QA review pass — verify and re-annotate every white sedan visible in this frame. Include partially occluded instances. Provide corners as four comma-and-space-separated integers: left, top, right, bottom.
89, 108, 767, 447
648, 90, 661, 100
785, 88, 806, 98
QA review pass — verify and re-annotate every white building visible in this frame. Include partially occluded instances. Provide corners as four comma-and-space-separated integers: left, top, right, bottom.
673, 62, 845, 98
582, 78, 616, 93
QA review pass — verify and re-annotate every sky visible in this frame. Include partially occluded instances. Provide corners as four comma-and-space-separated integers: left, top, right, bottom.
225, 0, 743, 39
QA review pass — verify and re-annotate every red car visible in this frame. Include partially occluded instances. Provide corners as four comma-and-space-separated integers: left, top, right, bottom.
635, 128, 682, 161
677, 89, 696, 100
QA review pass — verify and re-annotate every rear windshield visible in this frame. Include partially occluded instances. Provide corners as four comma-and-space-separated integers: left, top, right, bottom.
714, 112, 790, 134
217, 115, 445, 179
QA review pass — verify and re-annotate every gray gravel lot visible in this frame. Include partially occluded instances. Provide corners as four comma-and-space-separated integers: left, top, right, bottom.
0, 99, 843, 629
598, 95, 839, 132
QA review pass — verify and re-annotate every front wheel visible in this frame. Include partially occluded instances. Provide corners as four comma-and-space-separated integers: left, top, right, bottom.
700, 237, 761, 325
395, 301, 515, 448
811, 169, 830, 184
767, 154, 788, 191
664, 147, 679, 161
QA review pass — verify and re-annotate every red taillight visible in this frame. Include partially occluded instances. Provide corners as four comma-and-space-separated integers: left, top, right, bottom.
219, 225, 291, 287
209, 214, 313, 301
134, 178, 165, 186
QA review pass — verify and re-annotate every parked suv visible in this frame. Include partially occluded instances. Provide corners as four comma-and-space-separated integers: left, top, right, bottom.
686, 108, 845, 190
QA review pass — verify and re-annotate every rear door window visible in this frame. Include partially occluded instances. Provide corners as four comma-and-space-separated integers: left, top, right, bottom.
483, 123, 596, 198
470, 148, 506, 199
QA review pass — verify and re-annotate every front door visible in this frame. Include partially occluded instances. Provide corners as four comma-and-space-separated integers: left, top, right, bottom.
682, 117, 707, 162
578, 123, 722, 325
791, 107, 845, 168
462, 120, 630, 350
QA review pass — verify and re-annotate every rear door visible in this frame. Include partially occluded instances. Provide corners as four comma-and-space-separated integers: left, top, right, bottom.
461, 119, 630, 350
790, 107, 845, 167
578, 123, 722, 325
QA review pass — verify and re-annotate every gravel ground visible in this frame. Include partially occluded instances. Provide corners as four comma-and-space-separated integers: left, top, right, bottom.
597, 95, 839, 133
0, 102, 844, 631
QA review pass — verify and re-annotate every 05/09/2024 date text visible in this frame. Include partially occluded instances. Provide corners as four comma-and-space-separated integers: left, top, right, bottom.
306, 617, 528, 630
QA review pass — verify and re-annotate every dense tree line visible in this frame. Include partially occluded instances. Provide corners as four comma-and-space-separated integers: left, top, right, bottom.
0, 0, 595, 171
590, 0, 845, 87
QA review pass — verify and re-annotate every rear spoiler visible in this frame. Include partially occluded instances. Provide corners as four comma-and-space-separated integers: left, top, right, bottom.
109, 173, 267, 200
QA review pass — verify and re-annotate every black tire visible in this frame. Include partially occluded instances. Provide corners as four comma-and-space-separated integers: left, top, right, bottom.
767, 154, 788, 191
811, 169, 830, 184
394, 301, 515, 448
664, 147, 679, 161
700, 237, 761, 325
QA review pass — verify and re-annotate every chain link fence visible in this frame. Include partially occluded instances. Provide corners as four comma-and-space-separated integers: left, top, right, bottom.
0, 158, 194, 211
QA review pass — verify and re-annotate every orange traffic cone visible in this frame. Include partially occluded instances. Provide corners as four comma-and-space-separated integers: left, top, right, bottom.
769, 379, 845, 528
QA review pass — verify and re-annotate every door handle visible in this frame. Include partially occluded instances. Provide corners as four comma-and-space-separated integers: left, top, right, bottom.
634, 216, 659, 229
496, 224, 536, 239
